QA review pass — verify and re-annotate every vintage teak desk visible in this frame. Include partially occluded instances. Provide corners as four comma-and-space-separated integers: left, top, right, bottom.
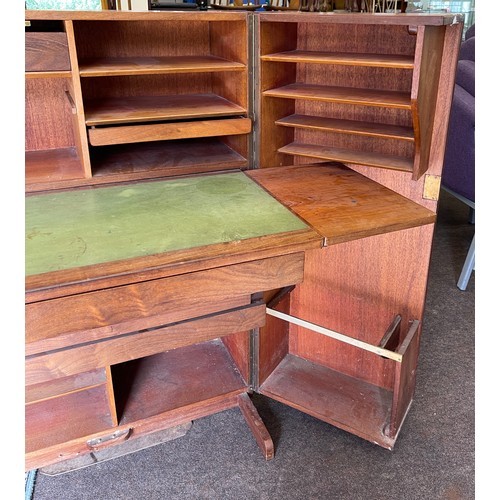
25, 9, 463, 471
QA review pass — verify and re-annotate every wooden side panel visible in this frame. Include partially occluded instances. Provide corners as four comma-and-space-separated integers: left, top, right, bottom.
25, 32, 70, 72
258, 20, 298, 168
222, 331, 250, 384
258, 290, 290, 385
411, 26, 446, 180
25, 78, 76, 151
387, 320, 421, 439
289, 224, 434, 390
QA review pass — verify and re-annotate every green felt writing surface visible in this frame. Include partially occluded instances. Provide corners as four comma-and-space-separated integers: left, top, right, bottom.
26, 172, 308, 276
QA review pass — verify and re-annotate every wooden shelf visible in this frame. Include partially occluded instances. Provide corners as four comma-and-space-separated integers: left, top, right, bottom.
258, 353, 395, 449
91, 138, 248, 181
79, 56, 246, 77
25, 148, 85, 192
84, 94, 247, 126
263, 83, 412, 109
276, 114, 414, 142
26, 384, 114, 453
278, 142, 414, 173
113, 339, 247, 424
247, 164, 435, 246
25, 70, 72, 79
261, 50, 414, 69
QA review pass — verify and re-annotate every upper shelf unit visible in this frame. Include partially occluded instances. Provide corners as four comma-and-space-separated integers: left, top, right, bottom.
258, 13, 455, 180
25, 11, 251, 193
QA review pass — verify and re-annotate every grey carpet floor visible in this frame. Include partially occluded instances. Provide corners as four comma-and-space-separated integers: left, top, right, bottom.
32, 189, 475, 500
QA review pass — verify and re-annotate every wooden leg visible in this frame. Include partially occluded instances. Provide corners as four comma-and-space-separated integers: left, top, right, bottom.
238, 393, 274, 460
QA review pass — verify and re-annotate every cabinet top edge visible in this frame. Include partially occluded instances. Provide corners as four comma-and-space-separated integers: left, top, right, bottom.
25, 9, 249, 22
257, 12, 463, 26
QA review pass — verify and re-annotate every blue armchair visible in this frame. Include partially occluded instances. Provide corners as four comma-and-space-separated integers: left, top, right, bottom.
441, 24, 475, 290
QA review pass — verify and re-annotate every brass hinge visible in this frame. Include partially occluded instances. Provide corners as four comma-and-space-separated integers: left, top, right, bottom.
423, 175, 441, 201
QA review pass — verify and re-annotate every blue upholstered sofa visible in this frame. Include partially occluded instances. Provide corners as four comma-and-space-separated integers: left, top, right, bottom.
441, 24, 475, 290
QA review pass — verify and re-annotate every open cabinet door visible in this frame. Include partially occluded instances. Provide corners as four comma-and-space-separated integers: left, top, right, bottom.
247, 164, 435, 449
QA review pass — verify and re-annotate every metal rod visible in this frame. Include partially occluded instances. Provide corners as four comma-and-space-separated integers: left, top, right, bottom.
266, 307, 403, 362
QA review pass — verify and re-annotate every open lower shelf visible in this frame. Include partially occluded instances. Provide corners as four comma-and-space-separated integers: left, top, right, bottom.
258, 353, 394, 448
276, 114, 414, 142
261, 50, 414, 69
79, 55, 246, 77
25, 148, 86, 192
279, 142, 414, 173
90, 138, 248, 181
84, 93, 247, 126
113, 339, 247, 424
26, 384, 114, 453
263, 83, 412, 109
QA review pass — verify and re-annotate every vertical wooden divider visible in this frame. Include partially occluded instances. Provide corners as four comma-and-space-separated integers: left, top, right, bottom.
64, 20, 92, 178
105, 366, 119, 427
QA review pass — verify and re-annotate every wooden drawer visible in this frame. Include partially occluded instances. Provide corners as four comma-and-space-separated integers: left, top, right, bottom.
26, 253, 304, 357
25, 32, 70, 72
26, 302, 266, 386
88, 118, 252, 146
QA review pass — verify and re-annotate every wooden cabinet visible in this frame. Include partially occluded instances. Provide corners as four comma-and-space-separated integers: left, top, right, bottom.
25, 10, 463, 471
25, 10, 251, 193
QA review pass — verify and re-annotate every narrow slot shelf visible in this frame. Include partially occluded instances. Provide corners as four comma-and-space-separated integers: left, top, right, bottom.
258, 354, 395, 448
276, 114, 414, 142
113, 339, 247, 424
263, 83, 412, 109
279, 142, 414, 173
25, 148, 85, 192
79, 55, 246, 77
261, 50, 414, 69
84, 94, 247, 126
90, 138, 248, 181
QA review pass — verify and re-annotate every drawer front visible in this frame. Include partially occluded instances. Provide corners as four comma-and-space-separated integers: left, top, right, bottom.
88, 118, 252, 146
25, 32, 71, 72
26, 303, 266, 386
26, 253, 305, 356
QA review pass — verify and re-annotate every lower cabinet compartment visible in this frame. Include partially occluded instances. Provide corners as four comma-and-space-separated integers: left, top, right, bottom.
112, 338, 248, 425
258, 307, 420, 450
25, 336, 252, 471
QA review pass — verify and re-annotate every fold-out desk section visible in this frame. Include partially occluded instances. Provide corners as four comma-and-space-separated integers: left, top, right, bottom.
247, 163, 436, 449
25, 171, 321, 470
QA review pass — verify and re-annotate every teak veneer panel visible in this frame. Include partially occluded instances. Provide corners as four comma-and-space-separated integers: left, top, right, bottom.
264, 83, 412, 109
247, 164, 435, 245
84, 94, 247, 126
79, 56, 246, 77
261, 50, 414, 68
